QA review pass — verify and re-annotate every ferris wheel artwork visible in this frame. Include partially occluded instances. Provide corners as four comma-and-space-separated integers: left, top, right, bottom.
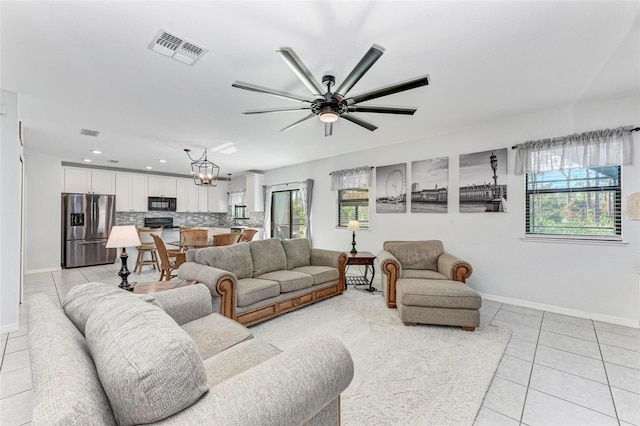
376, 163, 407, 213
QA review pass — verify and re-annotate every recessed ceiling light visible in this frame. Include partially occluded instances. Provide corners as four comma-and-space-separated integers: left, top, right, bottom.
145, 166, 153, 170
83, 158, 92, 162
159, 159, 167, 163
91, 150, 102, 154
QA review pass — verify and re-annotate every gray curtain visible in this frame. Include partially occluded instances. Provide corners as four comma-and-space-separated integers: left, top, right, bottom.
299, 179, 314, 244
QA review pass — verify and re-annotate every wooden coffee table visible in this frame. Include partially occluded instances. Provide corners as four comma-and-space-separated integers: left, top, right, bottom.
132, 279, 197, 294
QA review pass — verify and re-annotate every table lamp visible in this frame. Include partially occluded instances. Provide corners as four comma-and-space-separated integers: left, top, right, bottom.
106, 225, 141, 291
347, 220, 360, 255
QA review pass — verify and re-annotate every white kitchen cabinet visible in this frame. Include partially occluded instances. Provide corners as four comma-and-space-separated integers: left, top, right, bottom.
63, 167, 115, 194
198, 186, 208, 212
177, 179, 209, 212
148, 176, 177, 197
245, 173, 264, 212
115, 173, 148, 212
207, 180, 228, 213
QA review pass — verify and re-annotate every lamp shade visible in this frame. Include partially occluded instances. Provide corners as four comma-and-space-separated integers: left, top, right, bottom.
106, 225, 141, 248
347, 220, 360, 231
628, 192, 640, 220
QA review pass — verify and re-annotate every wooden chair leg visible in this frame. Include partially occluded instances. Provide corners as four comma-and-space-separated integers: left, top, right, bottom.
461, 326, 476, 332
150, 250, 159, 270
134, 251, 144, 274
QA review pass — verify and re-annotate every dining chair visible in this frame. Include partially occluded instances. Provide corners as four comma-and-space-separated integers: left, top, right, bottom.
134, 227, 162, 274
151, 234, 185, 281
213, 232, 241, 246
239, 228, 258, 242
180, 228, 209, 251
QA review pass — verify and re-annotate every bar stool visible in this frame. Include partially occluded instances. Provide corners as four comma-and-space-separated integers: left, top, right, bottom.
134, 227, 162, 274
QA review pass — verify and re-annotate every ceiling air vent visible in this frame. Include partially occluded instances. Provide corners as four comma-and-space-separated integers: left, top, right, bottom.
80, 128, 100, 137
148, 29, 207, 66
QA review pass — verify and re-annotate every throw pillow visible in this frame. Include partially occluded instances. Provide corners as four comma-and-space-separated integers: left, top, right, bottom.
281, 238, 311, 269
85, 293, 208, 425
248, 238, 287, 276
62, 282, 162, 335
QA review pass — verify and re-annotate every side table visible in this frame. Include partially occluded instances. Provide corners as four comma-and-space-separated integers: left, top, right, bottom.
132, 279, 197, 294
345, 251, 376, 292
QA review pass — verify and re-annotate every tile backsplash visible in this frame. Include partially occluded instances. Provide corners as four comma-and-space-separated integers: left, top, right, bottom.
115, 210, 264, 228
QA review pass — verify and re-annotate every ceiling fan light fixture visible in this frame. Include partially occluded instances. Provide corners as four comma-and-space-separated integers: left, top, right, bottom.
320, 111, 339, 123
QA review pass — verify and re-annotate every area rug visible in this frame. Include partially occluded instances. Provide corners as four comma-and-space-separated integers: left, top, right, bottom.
250, 289, 511, 426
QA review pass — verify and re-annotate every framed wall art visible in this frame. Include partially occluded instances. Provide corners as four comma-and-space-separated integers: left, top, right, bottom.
376, 163, 406, 213
459, 148, 507, 213
411, 157, 448, 213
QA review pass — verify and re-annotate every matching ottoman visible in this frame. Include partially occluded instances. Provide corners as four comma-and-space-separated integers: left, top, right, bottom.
396, 278, 482, 331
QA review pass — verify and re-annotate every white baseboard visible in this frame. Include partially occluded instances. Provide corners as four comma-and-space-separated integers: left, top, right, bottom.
0, 321, 19, 334
25, 266, 62, 274
481, 293, 640, 329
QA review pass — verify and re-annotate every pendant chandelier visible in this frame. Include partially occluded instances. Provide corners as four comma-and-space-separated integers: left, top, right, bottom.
183, 148, 220, 186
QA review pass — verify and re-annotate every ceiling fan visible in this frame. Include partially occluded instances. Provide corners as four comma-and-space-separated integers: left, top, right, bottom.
231, 44, 430, 136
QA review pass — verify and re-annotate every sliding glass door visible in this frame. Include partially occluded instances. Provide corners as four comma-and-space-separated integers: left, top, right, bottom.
271, 190, 307, 239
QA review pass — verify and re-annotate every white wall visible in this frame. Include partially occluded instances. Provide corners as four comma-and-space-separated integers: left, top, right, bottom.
24, 151, 63, 272
264, 93, 640, 327
0, 89, 23, 333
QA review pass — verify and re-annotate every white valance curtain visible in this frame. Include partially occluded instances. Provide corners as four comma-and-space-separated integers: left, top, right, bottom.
330, 166, 372, 190
514, 126, 635, 175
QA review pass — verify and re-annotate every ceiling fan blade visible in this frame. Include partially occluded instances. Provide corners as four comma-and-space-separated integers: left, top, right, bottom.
345, 74, 430, 105
232, 81, 313, 103
324, 122, 333, 137
347, 105, 417, 115
341, 113, 378, 132
277, 48, 325, 97
244, 106, 311, 115
335, 44, 384, 97
280, 113, 317, 132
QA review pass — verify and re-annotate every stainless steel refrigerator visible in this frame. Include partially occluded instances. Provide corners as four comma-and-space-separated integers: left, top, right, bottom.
62, 193, 117, 268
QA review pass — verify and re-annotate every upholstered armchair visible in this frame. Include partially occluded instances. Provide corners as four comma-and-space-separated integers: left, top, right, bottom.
378, 240, 473, 308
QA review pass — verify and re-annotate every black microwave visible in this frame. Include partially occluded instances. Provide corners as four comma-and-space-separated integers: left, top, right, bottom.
148, 197, 177, 211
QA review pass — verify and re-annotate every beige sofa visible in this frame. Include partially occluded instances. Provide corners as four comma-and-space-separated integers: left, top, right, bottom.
178, 238, 348, 326
378, 240, 481, 331
29, 282, 354, 425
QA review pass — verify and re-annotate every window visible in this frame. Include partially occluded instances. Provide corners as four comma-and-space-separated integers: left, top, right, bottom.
525, 166, 621, 238
271, 190, 307, 239
338, 188, 369, 229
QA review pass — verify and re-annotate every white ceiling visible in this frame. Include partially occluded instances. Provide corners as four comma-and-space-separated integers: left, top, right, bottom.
2, 1, 639, 177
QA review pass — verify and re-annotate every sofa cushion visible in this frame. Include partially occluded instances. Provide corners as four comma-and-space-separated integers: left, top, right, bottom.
237, 278, 281, 307
396, 278, 482, 310
291, 265, 338, 285
85, 292, 208, 426
28, 293, 117, 425
384, 240, 444, 271
182, 313, 253, 360
194, 243, 253, 279
281, 238, 311, 269
249, 238, 287, 276
402, 269, 448, 280
256, 270, 313, 293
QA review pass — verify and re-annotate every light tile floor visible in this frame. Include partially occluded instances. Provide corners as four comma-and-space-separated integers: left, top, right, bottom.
2, 263, 639, 425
